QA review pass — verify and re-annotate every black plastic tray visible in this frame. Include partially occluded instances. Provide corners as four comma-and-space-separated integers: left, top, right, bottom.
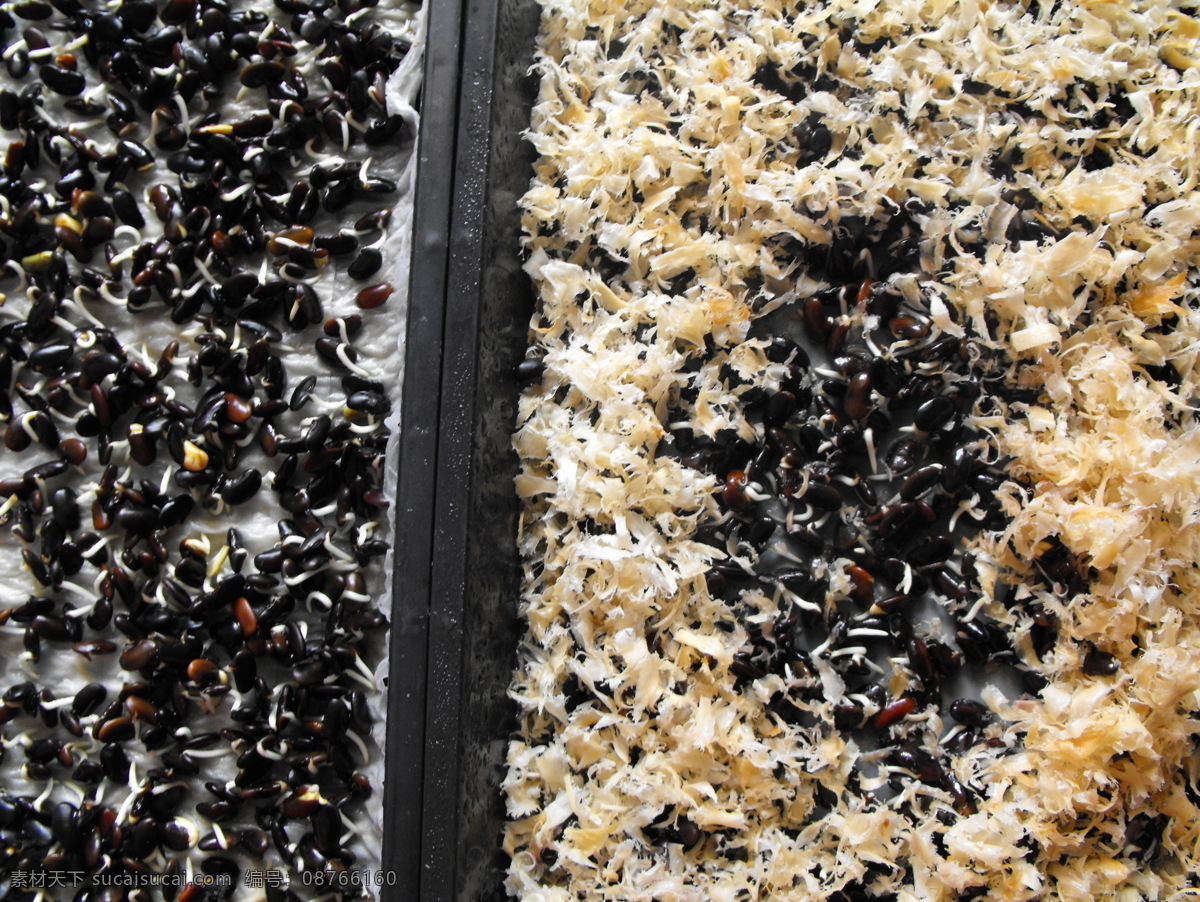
379, 0, 467, 897
383, 0, 540, 899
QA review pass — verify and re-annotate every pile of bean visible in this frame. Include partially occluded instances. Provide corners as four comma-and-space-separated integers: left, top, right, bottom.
0, 0, 414, 898
667, 218, 1065, 817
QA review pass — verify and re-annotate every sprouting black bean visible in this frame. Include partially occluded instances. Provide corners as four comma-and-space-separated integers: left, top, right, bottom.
98, 742, 130, 782
843, 372, 872, 419
884, 437, 920, 474
304, 414, 331, 451
803, 297, 832, 341
31, 614, 71, 642
906, 534, 955, 566
72, 683, 108, 717
346, 390, 390, 415
899, 464, 943, 501
941, 443, 977, 492
929, 566, 967, 600
14, 0, 53, 19
802, 482, 842, 511
348, 247, 382, 280
889, 315, 930, 340
765, 390, 797, 426
196, 800, 238, 822
240, 61, 286, 88
40, 64, 86, 95
948, 698, 989, 727
4, 418, 30, 452
97, 716, 136, 742
74, 759, 105, 785
955, 620, 990, 663
118, 637, 158, 670
891, 747, 944, 784
914, 395, 956, 432
161, 819, 197, 851
5, 46, 30, 80
73, 639, 116, 658
220, 469, 262, 505
868, 356, 903, 396
116, 139, 155, 170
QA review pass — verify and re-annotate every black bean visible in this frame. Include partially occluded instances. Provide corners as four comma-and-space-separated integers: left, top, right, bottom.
1083, 646, 1120, 677
31, 614, 71, 642
304, 414, 331, 451
349, 208, 389, 233
356, 282, 392, 309
5, 47, 29, 80
955, 620, 989, 663
14, 1, 53, 20
27, 341, 74, 373
765, 390, 797, 426
926, 639, 961, 677
196, 800, 238, 822
948, 698, 989, 727
118, 637, 158, 670
116, 506, 157, 535
892, 747, 944, 784
876, 503, 917, 537
868, 356, 903, 396
347, 390, 390, 415
220, 468, 262, 505
914, 395, 956, 431
928, 565, 966, 600
73, 759, 105, 784
884, 437, 920, 474
40, 64, 86, 96
803, 297, 832, 341
160, 818, 197, 851
160, 0, 197, 24
240, 61, 286, 87
906, 534, 955, 566
50, 801, 80, 846
802, 482, 842, 511
348, 247, 382, 280
231, 648, 257, 693
68, 681, 106, 719
941, 443, 977, 492
843, 371, 872, 419
889, 315, 930, 340
833, 703, 863, 731
72, 639, 116, 659
765, 336, 805, 366
899, 464, 943, 501
97, 716, 136, 742
515, 358, 545, 385
4, 419, 29, 452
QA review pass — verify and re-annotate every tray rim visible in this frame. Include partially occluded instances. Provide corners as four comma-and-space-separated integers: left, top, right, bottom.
382, 0, 469, 898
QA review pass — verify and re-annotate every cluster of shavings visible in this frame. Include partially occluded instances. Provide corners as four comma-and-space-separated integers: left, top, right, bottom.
508, 0, 1200, 900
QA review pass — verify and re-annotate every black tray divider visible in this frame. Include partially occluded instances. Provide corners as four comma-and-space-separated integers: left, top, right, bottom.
383, 0, 469, 897
420, 0, 540, 898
